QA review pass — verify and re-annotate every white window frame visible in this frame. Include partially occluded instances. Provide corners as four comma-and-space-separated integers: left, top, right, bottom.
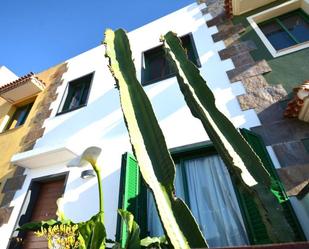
247, 0, 309, 57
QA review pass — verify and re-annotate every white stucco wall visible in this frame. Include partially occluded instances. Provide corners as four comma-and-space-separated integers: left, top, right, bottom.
1, 3, 263, 248
0, 66, 18, 86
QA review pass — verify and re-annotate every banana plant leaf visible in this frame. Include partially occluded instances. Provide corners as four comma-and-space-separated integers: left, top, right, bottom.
104, 28, 208, 249
162, 31, 294, 243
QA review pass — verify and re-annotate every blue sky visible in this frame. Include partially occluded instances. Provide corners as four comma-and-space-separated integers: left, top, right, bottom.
0, 0, 194, 76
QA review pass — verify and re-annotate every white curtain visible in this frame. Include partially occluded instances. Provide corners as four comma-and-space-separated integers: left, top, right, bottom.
147, 154, 249, 247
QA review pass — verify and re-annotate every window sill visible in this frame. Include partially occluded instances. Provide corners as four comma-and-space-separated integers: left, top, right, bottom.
142, 62, 202, 86
0, 125, 24, 135
56, 104, 87, 116
142, 73, 176, 86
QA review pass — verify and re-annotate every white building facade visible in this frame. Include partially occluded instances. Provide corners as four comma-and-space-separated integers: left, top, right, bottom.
1, 2, 307, 248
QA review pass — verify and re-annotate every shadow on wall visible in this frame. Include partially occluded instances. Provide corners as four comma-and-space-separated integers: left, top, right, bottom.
33, 3, 243, 150
37, 73, 187, 148
37, 86, 124, 146
63, 168, 121, 239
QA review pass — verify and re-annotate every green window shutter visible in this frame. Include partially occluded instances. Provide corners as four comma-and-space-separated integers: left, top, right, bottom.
116, 152, 140, 247
116, 153, 148, 245
238, 128, 306, 243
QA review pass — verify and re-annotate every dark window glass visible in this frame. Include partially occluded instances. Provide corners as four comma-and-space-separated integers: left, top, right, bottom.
279, 13, 309, 43
259, 21, 296, 50
5, 102, 33, 131
259, 10, 309, 51
142, 34, 199, 85
59, 73, 93, 114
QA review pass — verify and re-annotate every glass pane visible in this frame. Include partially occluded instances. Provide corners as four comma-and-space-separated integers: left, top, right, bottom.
144, 47, 174, 82
5, 103, 33, 130
147, 155, 248, 247
181, 35, 198, 66
279, 12, 309, 43
15, 103, 33, 127
143, 34, 198, 84
62, 83, 82, 111
259, 20, 296, 50
183, 155, 248, 247
61, 74, 92, 112
80, 81, 91, 106
148, 56, 172, 81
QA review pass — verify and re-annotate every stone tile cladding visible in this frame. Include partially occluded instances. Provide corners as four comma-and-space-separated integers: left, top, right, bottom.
198, 0, 309, 197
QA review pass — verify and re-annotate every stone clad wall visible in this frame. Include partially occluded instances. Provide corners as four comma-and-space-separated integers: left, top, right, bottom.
198, 0, 309, 199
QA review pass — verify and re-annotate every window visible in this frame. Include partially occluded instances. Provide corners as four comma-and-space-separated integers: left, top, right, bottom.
58, 73, 93, 115
118, 131, 306, 247
147, 153, 249, 247
4, 102, 33, 131
142, 33, 200, 85
259, 10, 309, 51
247, 0, 309, 57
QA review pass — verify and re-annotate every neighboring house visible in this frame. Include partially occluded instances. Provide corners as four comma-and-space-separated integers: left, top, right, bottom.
0, 67, 49, 241
0, 1, 308, 249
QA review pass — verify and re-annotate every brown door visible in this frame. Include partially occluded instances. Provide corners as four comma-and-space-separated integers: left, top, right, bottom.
22, 178, 65, 249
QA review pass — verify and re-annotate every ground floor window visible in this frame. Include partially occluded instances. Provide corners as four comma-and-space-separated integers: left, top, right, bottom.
117, 129, 306, 247
147, 154, 248, 247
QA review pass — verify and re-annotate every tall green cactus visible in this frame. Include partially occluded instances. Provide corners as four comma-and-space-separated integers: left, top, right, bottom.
162, 31, 295, 243
104, 29, 208, 249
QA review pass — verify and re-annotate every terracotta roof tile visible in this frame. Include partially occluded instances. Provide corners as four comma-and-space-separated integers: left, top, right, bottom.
284, 80, 309, 118
224, 0, 233, 18
0, 72, 46, 95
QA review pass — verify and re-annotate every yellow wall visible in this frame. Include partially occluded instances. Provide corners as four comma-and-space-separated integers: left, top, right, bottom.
0, 98, 37, 202
232, 0, 278, 15
0, 63, 66, 203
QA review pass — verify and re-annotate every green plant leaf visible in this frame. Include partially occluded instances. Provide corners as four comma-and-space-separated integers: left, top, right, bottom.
118, 209, 141, 249
78, 211, 106, 249
140, 236, 167, 247
17, 219, 60, 231
162, 31, 295, 243
104, 28, 208, 249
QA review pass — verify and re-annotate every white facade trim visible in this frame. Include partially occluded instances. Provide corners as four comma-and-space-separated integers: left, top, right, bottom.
247, 0, 309, 58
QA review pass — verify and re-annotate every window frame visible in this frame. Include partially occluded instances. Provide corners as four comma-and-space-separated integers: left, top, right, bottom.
56, 72, 94, 116
2, 100, 35, 133
117, 136, 305, 245
141, 33, 201, 86
258, 9, 309, 50
8, 172, 69, 249
247, 0, 309, 58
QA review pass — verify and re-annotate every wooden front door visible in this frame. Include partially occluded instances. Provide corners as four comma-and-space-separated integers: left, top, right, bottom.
22, 178, 65, 249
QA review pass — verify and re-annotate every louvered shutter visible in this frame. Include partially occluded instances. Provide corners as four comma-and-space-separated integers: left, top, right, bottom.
117, 153, 141, 246
238, 128, 305, 244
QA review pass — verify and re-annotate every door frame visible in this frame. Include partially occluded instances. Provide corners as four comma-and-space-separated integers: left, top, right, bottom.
7, 171, 69, 249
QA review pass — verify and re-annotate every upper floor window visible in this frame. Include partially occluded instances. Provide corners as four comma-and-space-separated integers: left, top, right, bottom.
57, 73, 93, 115
259, 10, 309, 51
142, 33, 200, 85
4, 102, 34, 131
248, 0, 309, 58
